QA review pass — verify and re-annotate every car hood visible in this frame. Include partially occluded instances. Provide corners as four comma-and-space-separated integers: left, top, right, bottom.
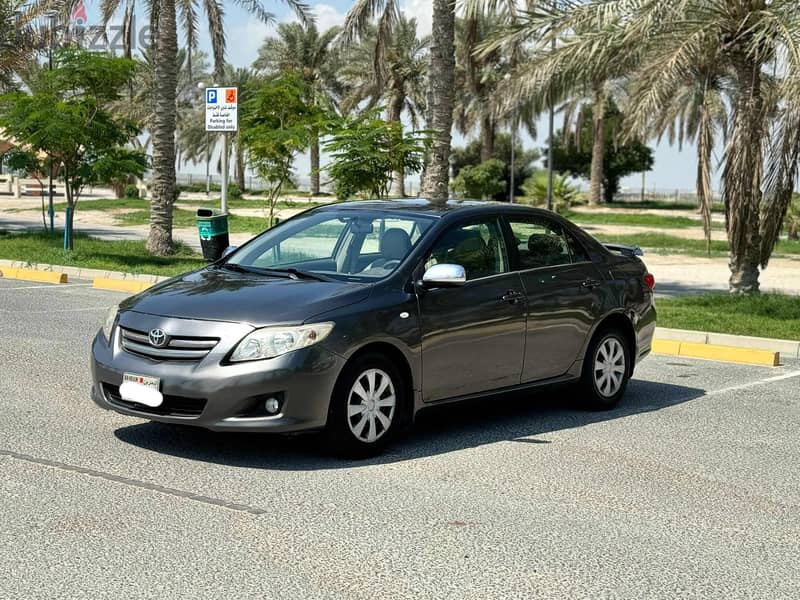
121, 268, 372, 326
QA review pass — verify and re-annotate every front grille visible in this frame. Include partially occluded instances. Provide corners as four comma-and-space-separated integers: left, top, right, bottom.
119, 327, 219, 361
103, 384, 207, 417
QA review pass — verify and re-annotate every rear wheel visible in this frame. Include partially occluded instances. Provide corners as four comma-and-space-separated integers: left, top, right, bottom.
580, 329, 630, 410
325, 354, 402, 457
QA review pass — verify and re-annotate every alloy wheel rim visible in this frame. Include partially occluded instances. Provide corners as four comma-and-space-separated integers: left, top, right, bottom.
347, 368, 396, 443
594, 337, 626, 398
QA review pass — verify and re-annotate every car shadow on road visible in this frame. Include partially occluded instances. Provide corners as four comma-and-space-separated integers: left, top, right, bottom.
113, 377, 706, 470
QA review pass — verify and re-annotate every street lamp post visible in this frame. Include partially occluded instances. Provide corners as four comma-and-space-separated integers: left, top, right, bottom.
46, 11, 57, 233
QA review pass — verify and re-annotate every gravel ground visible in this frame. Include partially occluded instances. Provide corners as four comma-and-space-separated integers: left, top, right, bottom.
1, 278, 799, 599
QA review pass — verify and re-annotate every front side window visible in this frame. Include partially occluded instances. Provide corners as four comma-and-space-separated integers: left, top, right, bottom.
508, 218, 587, 269
228, 210, 434, 281
426, 218, 509, 280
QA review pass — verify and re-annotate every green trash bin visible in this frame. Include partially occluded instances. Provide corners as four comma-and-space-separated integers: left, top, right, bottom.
197, 208, 230, 261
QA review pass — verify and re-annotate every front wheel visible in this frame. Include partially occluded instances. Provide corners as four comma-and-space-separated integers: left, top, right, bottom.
325, 354, 402, 457
580, 329, 630, 410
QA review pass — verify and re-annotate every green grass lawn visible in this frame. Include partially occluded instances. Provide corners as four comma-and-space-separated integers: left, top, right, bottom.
0, 231, 205, 276
597, 232, 800, 257
565, 210, 699, 228
115, 208, 269, 234
657, 294, 800, 340
607, 200, 725, 212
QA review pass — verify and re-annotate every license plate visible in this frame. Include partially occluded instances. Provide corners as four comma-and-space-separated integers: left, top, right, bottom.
120, 373, 163, 408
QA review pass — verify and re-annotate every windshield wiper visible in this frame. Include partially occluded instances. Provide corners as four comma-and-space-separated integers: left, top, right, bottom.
263, 267, 330, 282
219, 263, 329, 281
219, 263, 292, 278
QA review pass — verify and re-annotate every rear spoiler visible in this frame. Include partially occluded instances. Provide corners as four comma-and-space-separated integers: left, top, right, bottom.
602, 243, 643, 258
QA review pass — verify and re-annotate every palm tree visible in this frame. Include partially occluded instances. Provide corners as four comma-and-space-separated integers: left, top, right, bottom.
626, 57, 730, 255
420, 0, 455, 203
341, 0, 454, 203
253, 22, 341, 196
482, 0, 800, 293
100, 0, 309, 256
454, 11, 537, 163
339, 16, 429, 196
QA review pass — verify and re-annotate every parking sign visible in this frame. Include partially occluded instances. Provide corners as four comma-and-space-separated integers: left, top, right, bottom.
205, 87, 237, 132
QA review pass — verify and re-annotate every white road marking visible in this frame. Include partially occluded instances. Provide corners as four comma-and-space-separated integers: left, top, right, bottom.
706, 370, 800, 396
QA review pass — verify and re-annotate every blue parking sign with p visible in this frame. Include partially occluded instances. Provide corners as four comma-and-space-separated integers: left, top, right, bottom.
207, 89, 217, 104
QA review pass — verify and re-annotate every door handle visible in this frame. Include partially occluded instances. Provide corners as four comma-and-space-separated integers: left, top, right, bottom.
581, 279, 602, 289
501, 290, 524, 304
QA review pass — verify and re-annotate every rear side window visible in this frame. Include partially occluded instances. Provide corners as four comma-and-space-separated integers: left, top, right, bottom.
508, 217, 589, 269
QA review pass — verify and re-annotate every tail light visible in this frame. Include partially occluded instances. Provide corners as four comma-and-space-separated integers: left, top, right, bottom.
643, 273, 655, 290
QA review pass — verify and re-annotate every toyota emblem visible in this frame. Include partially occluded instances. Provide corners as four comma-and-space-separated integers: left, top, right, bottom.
148, 329, 167, 348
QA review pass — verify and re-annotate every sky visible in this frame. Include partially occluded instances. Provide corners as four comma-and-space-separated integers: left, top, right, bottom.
82, 0, 705, 193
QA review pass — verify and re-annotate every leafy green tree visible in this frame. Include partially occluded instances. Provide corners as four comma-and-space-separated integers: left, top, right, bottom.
548, 103, 653, 204
323, 110, 428, 200
451, 133, 540, 201
451, 159, 506, 200
254, 22, 342, 196
240, 73, 326, 227
339, 15, 429, 197
0, 49, 147, 250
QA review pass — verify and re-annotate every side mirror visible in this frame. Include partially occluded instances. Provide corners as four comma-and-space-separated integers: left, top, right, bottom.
421, 264, 466, 289
221, 245, 238, 259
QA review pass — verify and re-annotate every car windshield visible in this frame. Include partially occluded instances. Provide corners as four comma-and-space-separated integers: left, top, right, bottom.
225, 209, 436, 282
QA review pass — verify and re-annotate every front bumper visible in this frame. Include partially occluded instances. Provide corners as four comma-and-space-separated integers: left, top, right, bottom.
90, 313, 345, 433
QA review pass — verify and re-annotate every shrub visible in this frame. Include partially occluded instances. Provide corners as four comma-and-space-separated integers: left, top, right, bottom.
521, 171, 581, 214
451, 159, 506, 200
227, 183, 243, 199
124, 184, 140, 199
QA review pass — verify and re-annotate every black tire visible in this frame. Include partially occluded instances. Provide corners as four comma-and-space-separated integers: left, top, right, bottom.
580, 328, 631, 410
324, 353, 404, 457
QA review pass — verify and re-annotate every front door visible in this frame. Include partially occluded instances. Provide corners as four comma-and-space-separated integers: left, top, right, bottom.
506, 215, 605, 383
417, 217, 526, 402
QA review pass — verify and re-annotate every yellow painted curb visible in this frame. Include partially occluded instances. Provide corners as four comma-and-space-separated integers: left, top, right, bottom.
652, 339, 779, 367
92, 278, 152, 294
0, 267, 68, 284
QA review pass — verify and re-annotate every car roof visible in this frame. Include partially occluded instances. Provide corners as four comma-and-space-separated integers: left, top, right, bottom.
315, 198, 558, 219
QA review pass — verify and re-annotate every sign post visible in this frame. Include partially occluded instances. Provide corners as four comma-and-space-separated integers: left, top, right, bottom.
205, 87, 238, 214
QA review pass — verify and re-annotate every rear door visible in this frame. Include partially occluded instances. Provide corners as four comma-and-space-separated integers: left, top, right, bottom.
505, 215, 605, 383
417, 216, 526, 402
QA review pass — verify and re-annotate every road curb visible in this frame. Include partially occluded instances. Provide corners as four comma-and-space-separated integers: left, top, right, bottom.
655, 327, 800, 360
0, 266, 68, 284
92, 278, 153, 293
652, 339, 781, 366
0, 259, 169, 293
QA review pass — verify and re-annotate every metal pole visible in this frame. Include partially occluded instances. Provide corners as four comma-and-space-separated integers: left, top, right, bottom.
221, 133, 228, 214
546, 2, 557, 212
48, 16, 55, 233
509, 125, 516, 204
205, 132, 210, 198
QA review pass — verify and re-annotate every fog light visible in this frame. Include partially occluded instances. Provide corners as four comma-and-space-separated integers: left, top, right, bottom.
264, 397, 281, 414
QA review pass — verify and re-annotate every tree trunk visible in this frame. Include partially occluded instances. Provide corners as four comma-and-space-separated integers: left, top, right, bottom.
480, 113, 494, 162
147, 0, 178, 256
697, 104, 714, 257
235, 139, 246, 192
388, 93, 406, 197
589, 84, 606, 206
725, 54, 764, 294
420, 0, 455, 205
309, 128, 321, 197
603, 177, 617, 204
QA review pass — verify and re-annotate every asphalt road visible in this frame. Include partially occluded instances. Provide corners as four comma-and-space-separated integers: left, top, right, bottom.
1, 277, 799, 599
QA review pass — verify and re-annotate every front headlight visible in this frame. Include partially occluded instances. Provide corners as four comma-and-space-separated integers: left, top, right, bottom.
102, 304, 119, 341
230, 322, 335, 363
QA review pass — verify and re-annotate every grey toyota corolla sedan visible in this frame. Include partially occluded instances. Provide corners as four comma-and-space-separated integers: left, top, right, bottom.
91, 200, 656, 455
